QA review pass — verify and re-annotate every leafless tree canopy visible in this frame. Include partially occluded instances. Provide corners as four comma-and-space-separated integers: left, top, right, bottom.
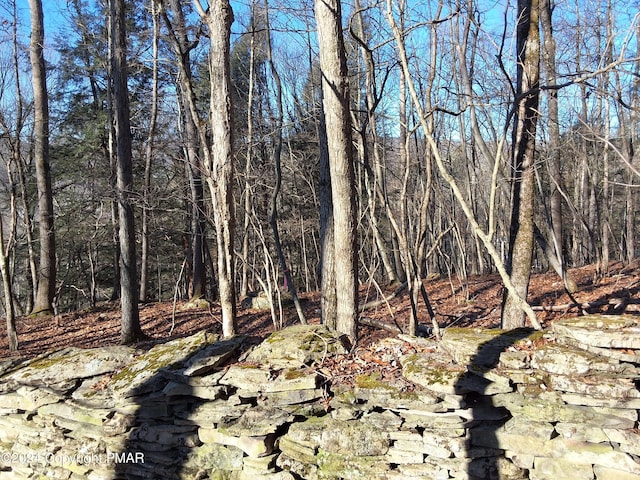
0, 0, 637, 346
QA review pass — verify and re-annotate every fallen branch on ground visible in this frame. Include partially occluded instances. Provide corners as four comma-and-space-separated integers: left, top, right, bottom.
359, 282, 408, 312
532, 296, 636, 313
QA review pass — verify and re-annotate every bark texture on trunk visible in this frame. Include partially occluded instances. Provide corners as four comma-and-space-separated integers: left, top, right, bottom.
502, 0, 541, 329
315, 0, 359, 343
29, 0, 56, 316
195, 0, 237, 337
111, 0, 143, 343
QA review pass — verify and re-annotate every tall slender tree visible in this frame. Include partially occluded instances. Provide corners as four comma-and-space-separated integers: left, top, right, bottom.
0, 209, 17, 350
263, 0, 306, 325
315, 0, 359, 343
194, 0, 237, 337
162, 0, 208, 302
539, 0, 577, 292
28, 0, 56, 316
501, 0, 541, 329
110, 0, 144, 343
140, 0, 161, 302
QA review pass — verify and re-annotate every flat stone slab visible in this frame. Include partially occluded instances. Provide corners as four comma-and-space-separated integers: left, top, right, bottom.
182, 337, 244, 376
246, 324, 349, 368
531, 342, 634, 376
552, 315, 640, 350
401, 353, 465, 395
221, 365, 319, 393
1, 346, 135, 391
109, 331, 220, 398
440, 327, 539, 367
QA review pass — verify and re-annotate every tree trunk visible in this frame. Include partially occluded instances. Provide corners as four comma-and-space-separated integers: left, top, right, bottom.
140, 0, 160, 301
164, 0, 208, 302
386, 1, 541, 330
0, 217, 18, 351
7, 0, 36, 313
315, 56, 337, 330
28, 0, 56, 316
0, 148, 18, 349
240, 6, 257, 298
194, 0, 237, 338
539, 0, 577, 292
315, 0, 359, 343
501, 0, 541, 329
111, 0, 143, 344
264, 0, 306, 325
352, 0, 398, 286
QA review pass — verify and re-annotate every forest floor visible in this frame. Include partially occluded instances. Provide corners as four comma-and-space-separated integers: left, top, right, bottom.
1, 260, 639, 366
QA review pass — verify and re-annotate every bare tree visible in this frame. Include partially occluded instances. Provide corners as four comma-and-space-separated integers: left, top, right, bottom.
0, 136, 19, 350
352, 0, 438, 338
28, 0, 56, 316
240, 3, 258, 298
501, 0, 541, 329
110, 0, 144, 343
537, 0, 577, 291
263, 0, 307, 325
140, 0, 161, 301
162, 0, 208, 302
386, 0, 541, 330
0, 209, 17, 350
194, 0, 237, 337
350, 0, 400, 287
315, 50, 337, 332
315, 0, 359, 343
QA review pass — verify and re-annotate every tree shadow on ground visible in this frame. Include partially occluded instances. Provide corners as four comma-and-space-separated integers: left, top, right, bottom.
454, 328, 535, 479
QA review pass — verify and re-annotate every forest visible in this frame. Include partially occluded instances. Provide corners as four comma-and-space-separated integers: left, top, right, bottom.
0, 0, 638, 351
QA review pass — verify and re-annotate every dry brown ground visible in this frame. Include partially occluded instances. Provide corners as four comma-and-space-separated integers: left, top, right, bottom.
1, 260, 638, 363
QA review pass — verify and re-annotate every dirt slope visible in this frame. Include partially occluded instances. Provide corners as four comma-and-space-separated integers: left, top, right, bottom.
1, 261, 638, 361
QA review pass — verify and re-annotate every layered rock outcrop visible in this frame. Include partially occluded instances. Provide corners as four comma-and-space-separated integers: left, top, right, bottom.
0, 316, 638, 479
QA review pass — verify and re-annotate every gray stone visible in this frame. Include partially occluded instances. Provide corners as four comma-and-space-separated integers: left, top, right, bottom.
552, 315, 640, 349
549, 371, 640, 399
1, 324, 638, 480
71, 375, 119, 409
161, 380, 226, 400
531, 342, 629, 375
222, 406, 294, 436
258, 388, 324, 406
385, 446, 425, 464
1, 346, 134, 390
221, 365, 319, 394
500, 396, 637, 428
109, 331, 219, 398
242, 452, 278, 472
183, 442, 244, 472
397, 462, 450, 479
401, 353, 465, 395
246, 324, 348, 368
38, 401, 112, 426
561, 441, 640, 473
593, 465, 640, 480
182, 336, 243, 376
278, 436, 318, 464
319, 418, 389, 456
0, 387, 61, 412
554, 422, 609, 443
276, 452, 320, 479
603, 428, 640, 456
316, 449, 390, 480
187, 396, 248, 426
440, 327, 539, 367
560, 391, 640, 409
532, 457, 594, 480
